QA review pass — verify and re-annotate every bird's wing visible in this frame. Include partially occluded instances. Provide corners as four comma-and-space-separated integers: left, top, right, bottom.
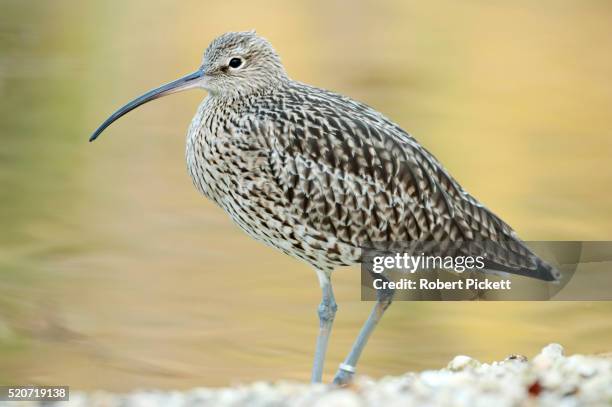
236, 84, 559, 281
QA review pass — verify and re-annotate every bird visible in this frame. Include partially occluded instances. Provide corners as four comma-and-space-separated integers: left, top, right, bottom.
89, 30, 560, 385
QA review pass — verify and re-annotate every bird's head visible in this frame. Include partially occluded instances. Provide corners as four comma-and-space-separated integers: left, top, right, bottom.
200, 30, 288, 96
89, 31, 287, 142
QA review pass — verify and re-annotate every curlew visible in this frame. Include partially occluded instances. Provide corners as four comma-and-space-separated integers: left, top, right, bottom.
90, 31, 559, 385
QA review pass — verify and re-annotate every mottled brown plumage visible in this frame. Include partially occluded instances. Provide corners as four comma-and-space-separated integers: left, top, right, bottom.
91, 31, 558, 385
186, 46, 557, 281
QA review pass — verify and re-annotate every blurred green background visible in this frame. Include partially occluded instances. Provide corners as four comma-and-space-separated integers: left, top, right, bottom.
1, 0, 612, 391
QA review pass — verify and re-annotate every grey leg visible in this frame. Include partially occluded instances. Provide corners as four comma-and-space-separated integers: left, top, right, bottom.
332, 280, 394, 385
311, 268, 337, 383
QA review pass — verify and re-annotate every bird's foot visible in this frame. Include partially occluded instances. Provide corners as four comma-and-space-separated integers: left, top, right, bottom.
332, 363, 356, 386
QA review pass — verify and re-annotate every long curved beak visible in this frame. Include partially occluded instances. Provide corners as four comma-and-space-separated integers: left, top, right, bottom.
89, 70, 204, 142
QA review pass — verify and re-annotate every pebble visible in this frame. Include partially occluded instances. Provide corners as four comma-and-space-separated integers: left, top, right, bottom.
447, 355, 480, 371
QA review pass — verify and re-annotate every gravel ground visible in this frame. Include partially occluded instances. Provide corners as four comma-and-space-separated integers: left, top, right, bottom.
4, 344, 612, 407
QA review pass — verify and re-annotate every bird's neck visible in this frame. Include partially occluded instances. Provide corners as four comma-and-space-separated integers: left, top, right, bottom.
207, 76, 289, 103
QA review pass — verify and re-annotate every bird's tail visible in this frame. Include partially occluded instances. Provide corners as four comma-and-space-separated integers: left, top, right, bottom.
482, 252, 561, 282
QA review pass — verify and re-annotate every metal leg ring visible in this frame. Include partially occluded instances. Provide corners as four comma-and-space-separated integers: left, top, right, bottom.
339, 363, 356, 374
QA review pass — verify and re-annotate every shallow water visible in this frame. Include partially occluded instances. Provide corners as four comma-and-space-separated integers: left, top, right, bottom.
1, 0, 612, 390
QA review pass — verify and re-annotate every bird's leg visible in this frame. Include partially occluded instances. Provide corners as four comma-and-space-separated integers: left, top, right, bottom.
311, 268, 337, 383
332, 276, 394, 386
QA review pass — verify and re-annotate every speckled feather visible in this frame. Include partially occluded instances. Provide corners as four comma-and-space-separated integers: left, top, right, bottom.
186, 32, 559, 281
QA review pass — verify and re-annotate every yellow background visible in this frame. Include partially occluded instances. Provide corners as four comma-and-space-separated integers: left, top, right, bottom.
1, 0, 611, 389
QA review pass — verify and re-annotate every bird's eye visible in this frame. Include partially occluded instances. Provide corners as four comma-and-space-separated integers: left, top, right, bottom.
228, 58, 243, 68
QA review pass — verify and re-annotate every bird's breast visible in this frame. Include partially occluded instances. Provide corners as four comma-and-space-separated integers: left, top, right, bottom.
185, 102, 265, 208
185, 103, 227, 204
